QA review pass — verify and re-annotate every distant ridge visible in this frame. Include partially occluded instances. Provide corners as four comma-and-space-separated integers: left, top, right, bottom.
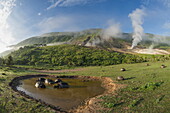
1, 28, 170, 57
12, 29, 102, 47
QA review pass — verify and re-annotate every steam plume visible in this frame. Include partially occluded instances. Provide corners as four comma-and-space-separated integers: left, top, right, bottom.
102, 22, 122, 40
85, 22, 122, 47
128, 7, 146, 49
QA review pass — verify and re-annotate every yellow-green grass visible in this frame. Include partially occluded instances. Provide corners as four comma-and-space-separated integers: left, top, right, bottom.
56, 61, 170, 113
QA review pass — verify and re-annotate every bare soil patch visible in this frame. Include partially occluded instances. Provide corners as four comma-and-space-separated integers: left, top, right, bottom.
33, 68, 85, 73
133, 48, 170, 55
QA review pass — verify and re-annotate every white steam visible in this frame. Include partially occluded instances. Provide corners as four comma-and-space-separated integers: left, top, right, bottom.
149, 34, 169, 48
102, 22, 122, 40
85, 22, 122, 47
0, 0, 16, 53
129, 7, 146, 49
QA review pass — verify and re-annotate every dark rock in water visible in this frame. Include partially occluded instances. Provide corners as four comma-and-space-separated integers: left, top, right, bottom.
120, 68, 126, 71
117, 76, 124, 81
54, 82, 69, 88
45, 79, 55, 84
55, 79, 62, 83
35, 82, 46, 88
160, 64, 166, 68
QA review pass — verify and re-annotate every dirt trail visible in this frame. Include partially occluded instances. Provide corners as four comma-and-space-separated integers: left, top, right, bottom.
32, 68, 85, 73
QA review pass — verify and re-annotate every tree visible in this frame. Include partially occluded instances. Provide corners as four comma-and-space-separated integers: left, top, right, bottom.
0, 57, 5, 65
6, 56, 13, 66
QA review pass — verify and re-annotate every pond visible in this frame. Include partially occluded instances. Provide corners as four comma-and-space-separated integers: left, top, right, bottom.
17, 77, 105, 111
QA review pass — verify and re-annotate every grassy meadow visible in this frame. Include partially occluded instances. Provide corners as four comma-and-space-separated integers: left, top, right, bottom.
0, 60, 170, 112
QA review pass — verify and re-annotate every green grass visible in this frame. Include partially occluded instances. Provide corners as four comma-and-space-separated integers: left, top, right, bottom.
0, 60, 170, 112
0, 66, 55, 113
55, 61, 170, 113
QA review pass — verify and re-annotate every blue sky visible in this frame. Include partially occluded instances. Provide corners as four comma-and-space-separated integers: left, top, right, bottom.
1, 0, 170, 52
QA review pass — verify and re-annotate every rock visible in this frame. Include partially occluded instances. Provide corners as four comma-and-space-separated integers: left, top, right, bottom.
35, 82, 46, 88
120, 68, 126, 71
117, 76, 124, 81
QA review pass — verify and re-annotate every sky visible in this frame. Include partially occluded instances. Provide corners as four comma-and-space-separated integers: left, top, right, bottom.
1, 0, 170, 52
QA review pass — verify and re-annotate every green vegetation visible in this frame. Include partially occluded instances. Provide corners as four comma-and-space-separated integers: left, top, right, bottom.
0, 66, 55, 113
0, 56, 170, 112
0, 60, 170, 112
11, 28, 170, 50
13, 29, 102, 47
59, 61, 170, 113
9, 45, 147, 66
7, 44, 170, 68
130, 81, 164, 91
1, 29, 170, 112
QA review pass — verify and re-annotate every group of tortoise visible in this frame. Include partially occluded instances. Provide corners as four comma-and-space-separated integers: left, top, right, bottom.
117, 64, 167, 81
35, 78, 69, 89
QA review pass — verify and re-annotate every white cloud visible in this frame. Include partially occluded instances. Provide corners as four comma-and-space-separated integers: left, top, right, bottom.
59, 0, 89, 7
141, 0, 151, 5
47, 0, 106, 10
19, 2, 22, 6
141, 0, 170, 7
158, 0, 170, 7
38, 12, 42, 16
0, 0, 16, 52
38, 16, 80, 33
163, 22, 170, 29
47, 0, 63, 10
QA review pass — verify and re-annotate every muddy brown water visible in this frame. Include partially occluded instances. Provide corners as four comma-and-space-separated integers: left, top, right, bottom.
17, 77, 105, 110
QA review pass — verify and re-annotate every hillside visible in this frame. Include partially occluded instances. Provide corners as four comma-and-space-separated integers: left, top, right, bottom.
10, 29, 152, 49
12, 29, 102, 47
12, 29, 170, 50
2, 28, 170, 57
9, 44, 148, 66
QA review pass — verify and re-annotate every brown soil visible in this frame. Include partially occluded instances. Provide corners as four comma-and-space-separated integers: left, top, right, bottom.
33, 68, 85, 73
9, 75, 121, 113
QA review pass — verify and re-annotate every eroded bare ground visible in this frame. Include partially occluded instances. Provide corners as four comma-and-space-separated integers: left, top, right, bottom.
32, 68, 85, 73
70, 77, 123, 113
